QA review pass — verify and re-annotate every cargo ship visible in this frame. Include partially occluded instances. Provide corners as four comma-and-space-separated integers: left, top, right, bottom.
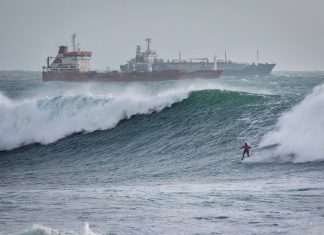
42, 35, 222, 82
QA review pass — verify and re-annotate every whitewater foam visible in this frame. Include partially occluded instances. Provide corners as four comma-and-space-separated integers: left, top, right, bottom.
260, 83, 324, 163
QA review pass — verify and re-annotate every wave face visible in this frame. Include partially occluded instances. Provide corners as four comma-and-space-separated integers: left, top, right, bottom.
260, 84, 324, 163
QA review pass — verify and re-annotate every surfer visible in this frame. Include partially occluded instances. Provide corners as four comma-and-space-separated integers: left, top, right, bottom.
241, 143, 251, 160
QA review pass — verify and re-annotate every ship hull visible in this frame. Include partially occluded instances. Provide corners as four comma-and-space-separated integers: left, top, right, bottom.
220, 63, 276, 77
42, 70, 222, 82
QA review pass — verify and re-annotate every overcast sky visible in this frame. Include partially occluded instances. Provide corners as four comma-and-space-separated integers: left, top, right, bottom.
0, 0, 323, 71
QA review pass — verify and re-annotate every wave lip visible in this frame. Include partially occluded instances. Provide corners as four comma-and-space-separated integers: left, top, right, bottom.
260, 84, 324, 163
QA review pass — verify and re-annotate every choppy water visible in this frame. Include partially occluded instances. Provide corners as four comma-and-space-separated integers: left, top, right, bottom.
0, 71, 324, 234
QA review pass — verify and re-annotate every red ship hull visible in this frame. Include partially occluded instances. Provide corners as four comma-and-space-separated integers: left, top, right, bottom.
42, 70, 223, 82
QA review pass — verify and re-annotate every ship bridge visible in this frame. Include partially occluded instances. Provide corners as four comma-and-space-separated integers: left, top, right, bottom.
44, 34, 92, 73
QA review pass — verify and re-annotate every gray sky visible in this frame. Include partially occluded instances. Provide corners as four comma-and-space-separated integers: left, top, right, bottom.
0, 0, 323, 71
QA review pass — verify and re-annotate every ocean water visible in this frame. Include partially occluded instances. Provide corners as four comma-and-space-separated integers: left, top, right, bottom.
0, 71, 324, 235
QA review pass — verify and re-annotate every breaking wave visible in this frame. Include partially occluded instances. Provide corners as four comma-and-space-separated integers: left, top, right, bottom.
0, 80, 269, 151
0, 87, 187, 151
260, 83, 324, 163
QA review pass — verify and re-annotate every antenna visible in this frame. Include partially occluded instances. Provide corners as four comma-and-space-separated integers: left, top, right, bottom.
225, 51, 227, 62
179, 51, 181, 61
72, 33, 77, 52
145, 38, 151, 53
256, 50, 259, 65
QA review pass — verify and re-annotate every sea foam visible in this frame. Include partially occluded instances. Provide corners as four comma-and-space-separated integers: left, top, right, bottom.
260, 83, 324, 163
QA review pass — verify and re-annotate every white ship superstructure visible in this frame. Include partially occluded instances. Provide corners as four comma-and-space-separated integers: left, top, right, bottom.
43, 33, 92, 73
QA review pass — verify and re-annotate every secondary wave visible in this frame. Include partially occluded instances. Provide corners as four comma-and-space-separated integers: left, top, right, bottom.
260, 83, 324, 163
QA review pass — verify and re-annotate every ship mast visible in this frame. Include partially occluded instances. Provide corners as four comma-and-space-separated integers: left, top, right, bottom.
225, 51, 227, 63
145, 38, 151, 53
72, 33, 77, 52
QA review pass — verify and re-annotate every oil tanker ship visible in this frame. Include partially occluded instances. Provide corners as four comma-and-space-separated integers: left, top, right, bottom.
149, 51, 275, 77
216, 51, 275, 77
42, 35, 222, 82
